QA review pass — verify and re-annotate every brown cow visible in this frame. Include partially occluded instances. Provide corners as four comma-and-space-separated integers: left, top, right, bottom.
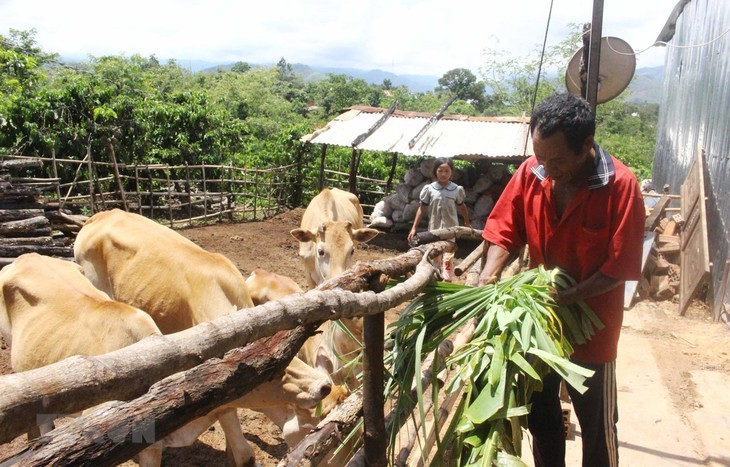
290, 188, 379, 288
0, 253, 162, 439
290, 189, 379, 389
74, 209, 332, 466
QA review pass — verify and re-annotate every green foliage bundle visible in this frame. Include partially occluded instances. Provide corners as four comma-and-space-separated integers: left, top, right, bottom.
387, 267, 603, 466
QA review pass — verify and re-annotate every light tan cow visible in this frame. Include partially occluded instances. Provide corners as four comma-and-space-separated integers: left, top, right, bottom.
0, 253, 162, 436
290, 188, 379, 289
246, 267, 304, 306
74, 208, 254, 335
0, 254, 334, 466
74, 209, 333, 466
290, 189, 379, 389
244, 268, 355, 458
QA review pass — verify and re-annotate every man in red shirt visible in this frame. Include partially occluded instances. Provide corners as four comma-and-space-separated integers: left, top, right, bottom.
478, 93, 645, 467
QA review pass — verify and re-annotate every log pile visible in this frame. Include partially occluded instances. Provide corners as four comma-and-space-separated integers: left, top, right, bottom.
0, 158, 87, 268
368, 158, 512, 231
638, 203, 684, 301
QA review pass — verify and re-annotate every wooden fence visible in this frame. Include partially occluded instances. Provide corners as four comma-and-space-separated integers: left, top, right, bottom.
0, 154, 392, 228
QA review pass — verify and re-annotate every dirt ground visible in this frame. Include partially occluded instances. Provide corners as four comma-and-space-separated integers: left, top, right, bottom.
1, 207, 729, 465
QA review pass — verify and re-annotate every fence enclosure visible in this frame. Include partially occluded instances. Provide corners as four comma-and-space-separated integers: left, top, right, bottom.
0, 153, 392, 229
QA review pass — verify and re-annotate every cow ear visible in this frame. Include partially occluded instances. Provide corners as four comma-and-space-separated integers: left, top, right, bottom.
353, 228, 380, 243
290, 228, 316, 243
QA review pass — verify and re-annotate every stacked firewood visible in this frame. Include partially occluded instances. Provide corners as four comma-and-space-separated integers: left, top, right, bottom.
369, 158, 512, 231
0, 158, 87, 268
638, 213, 683, 301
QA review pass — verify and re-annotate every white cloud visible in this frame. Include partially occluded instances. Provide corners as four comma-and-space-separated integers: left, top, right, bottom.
1, 0, 674, 77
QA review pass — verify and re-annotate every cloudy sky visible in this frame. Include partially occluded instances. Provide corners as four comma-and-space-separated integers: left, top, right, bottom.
1, 0, 676, 77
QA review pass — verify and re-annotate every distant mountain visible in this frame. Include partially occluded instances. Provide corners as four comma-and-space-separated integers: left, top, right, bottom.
625, 66, 664, 104
291, 64, 439, 93
65, 55, 662, 104
289, 63, 664, 104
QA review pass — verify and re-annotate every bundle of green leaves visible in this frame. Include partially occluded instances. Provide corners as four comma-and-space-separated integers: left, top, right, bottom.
386, 266, 603, 466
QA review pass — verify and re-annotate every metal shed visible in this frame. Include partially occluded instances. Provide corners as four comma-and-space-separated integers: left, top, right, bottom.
302, 106, 534, 163
652, 0, 730, 321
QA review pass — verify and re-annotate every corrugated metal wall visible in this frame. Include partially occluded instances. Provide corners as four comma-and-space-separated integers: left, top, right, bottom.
652, 0, 730, 316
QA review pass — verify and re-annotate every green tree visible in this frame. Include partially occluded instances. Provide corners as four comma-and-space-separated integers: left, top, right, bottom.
437, 68, 487, 112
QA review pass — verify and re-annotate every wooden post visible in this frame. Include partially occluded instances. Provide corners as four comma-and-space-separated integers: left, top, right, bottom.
385, 153, 398, 195
106, 137, 128, 211
185, 163, 192, 223
219, 166, 224, 222
146, 165, 154, 219
135, 164, 142, 215
202, 164, 208, 220
166, 167, 173, 227
227, 162, 233, 222
294, 145, 305, 207
319, 144, 328, 192
362, 283, 387, 467
348, 148, 358, 194
50, 148, 62, 206
253, 168, 259, 220
86, 142, 96, 215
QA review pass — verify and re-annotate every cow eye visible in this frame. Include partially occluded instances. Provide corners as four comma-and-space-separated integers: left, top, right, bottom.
317, 248, 325, 257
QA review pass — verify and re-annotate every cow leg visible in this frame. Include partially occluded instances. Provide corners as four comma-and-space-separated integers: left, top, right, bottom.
217, 408, 255, 467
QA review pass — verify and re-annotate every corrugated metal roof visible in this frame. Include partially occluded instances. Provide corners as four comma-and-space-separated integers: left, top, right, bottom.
302, 106, 534, 162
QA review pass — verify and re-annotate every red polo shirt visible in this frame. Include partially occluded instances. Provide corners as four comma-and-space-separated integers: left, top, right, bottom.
483, 147, 645, 363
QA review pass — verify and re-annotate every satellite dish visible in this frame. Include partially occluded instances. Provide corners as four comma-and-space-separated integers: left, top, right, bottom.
565, 36, 636, 104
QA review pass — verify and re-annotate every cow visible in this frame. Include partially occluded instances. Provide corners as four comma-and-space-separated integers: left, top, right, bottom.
245, 267, 304, 306
0, 253, 334, 466
73, 208, 254, 335
290, 188, 380, 289
0, 253, 162, 437
244, 268, 355, 463
73, 209, 333, 466
290, 188, 379, 389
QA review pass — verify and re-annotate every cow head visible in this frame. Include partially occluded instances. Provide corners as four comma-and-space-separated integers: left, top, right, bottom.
291, 221, 379, 285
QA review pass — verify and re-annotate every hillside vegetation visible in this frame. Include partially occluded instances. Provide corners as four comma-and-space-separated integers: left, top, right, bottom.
1, 28, 657, 199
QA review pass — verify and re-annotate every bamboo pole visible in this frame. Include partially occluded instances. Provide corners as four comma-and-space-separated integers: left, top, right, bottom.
454, 240, 486, 277
166, 168, 173, 227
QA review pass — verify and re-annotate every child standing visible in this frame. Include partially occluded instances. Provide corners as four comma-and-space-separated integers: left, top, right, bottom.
408, 157, 471, 281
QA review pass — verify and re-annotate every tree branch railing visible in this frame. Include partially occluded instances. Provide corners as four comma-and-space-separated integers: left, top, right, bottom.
0, 243, 449, 464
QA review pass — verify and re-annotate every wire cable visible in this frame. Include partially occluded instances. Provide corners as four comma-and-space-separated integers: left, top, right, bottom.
524, 0, 555, 156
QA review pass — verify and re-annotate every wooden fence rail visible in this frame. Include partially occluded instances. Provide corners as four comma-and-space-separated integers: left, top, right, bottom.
0, 155, 390, 227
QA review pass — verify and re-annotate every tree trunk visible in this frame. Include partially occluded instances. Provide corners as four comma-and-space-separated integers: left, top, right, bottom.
0, 216, 49, 235
0, 245, 73, 257
0, 209, 44, 221
278, 391, 365, 467
2, 326, 316, 466
409, 226, 483, 247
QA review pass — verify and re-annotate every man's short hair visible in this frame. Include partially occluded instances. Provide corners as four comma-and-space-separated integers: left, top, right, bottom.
530, 93, 596, 154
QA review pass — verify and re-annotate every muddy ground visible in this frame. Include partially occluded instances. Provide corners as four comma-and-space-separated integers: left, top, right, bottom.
1, 207, 728, 465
